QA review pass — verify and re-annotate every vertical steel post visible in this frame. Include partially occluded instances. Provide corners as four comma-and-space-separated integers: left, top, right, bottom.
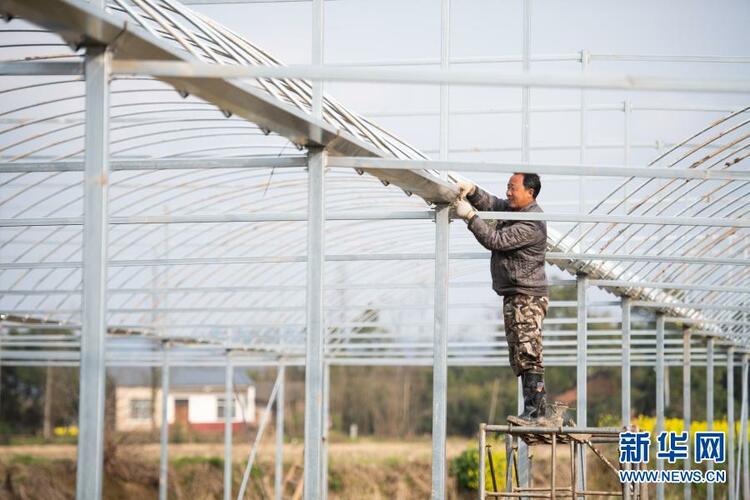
311, 0, 324, 118
706, 337, 715, 500
741, 354, 749, 500
439, 0, 450, 173
321, 362, 330, 500
521, 0, 531, 163
159, 344, 170, 500
431, 205, 450, 500
479, 424, 486, 500
655, 314, 665, 500
304, 147, 326, 500
275, 364, 285, 500
570, 441, 576, 499
683, 329, 691, 500
224, 358, 233, 500
621, 297, 631, 427
578, 48, 589, 243
76, 43, 110, 500
550, 433, 557, 500
623, 99, 631, 167
728, 347, 735, 499
576, 273, 587, 496
622, 99, 632, 253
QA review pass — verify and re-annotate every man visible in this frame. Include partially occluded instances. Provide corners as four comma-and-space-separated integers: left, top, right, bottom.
452, 173, 551, 424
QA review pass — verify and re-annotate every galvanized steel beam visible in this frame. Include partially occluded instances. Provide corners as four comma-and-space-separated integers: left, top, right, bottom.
0, 61, 83, 75
621, 297, 631, 426
0, 156, 307, 173
111, 60, 750, 94
274, 364, 285, 500
75, 43, 110, 500
3, 251, 747, 269
327, 157, 750, 181
224, 359, 233, 500
655, 313, 665, 500
431, 205, 450, 499
683, 328, 692, 500
728, 347, 736, 499
706, 337, 715, 500
576, 273, 587, 495
4, 211, 749, 228
159, 346, 170, 500
741, 354, 749, 499
303, 147, 326, 500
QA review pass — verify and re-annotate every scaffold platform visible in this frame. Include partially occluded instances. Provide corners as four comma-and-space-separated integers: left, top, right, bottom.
479, 423, 644, 499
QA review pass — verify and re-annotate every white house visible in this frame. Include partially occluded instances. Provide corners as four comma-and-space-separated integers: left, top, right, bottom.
112, 367, 255, 432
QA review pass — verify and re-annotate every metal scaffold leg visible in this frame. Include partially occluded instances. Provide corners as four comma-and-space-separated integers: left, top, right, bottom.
478, 424, 635, 499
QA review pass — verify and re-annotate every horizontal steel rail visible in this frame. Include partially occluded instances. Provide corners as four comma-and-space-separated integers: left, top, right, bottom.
1, 211, 747, 227
111, 60, 750, 94
1, 251, 744, 269
2, 279, 744, 295
328, 157, 750, 181
0, 156, 308, 172
5, 299, 746, 315
0, 61, 83, 75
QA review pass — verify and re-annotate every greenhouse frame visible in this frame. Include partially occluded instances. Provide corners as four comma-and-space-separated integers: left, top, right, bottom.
0, 0, 748, 498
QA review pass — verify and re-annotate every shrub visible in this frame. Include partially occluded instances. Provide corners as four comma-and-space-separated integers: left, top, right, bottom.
450, 444, 506, 491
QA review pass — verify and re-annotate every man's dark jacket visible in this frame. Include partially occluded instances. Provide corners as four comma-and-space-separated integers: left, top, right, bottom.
466, 186, 549, 297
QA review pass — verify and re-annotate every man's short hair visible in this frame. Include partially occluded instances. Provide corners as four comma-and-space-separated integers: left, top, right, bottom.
514, 172, 541, 199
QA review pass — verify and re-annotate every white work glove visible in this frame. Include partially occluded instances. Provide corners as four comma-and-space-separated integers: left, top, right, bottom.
452, 198, 477, 221
456, 179, 476, 199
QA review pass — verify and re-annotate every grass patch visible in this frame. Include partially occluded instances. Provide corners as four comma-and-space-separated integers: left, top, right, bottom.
10, 454, 50, 465
172, 456, 223, 469
5, 435, 78, 446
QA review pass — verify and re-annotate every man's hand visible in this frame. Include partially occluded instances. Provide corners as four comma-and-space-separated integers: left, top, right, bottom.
456, 179, 476, 199
452, 198, 477, 221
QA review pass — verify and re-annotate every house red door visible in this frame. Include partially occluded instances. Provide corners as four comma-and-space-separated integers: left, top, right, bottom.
174, 399, 189, 424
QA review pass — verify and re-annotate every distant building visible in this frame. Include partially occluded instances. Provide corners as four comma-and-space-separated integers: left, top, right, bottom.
112, 367, 255, 432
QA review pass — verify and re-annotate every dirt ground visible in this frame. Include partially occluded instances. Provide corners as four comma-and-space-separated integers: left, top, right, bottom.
0, 439, 474, 500
0, 439, 629, 499
0, 437, 471, 463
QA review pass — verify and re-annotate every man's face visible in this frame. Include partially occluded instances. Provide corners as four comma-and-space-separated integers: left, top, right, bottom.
506, 174, 535, 209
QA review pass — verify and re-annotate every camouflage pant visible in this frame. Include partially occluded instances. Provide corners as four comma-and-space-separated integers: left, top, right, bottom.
502, 294, 549, 376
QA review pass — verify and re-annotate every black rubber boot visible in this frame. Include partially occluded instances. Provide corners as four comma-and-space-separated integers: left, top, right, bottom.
508, 371, 547, 424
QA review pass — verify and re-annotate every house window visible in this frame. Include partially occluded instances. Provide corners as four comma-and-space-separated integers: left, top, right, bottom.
130, 399, 152, 420
217, 397, 235, 419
